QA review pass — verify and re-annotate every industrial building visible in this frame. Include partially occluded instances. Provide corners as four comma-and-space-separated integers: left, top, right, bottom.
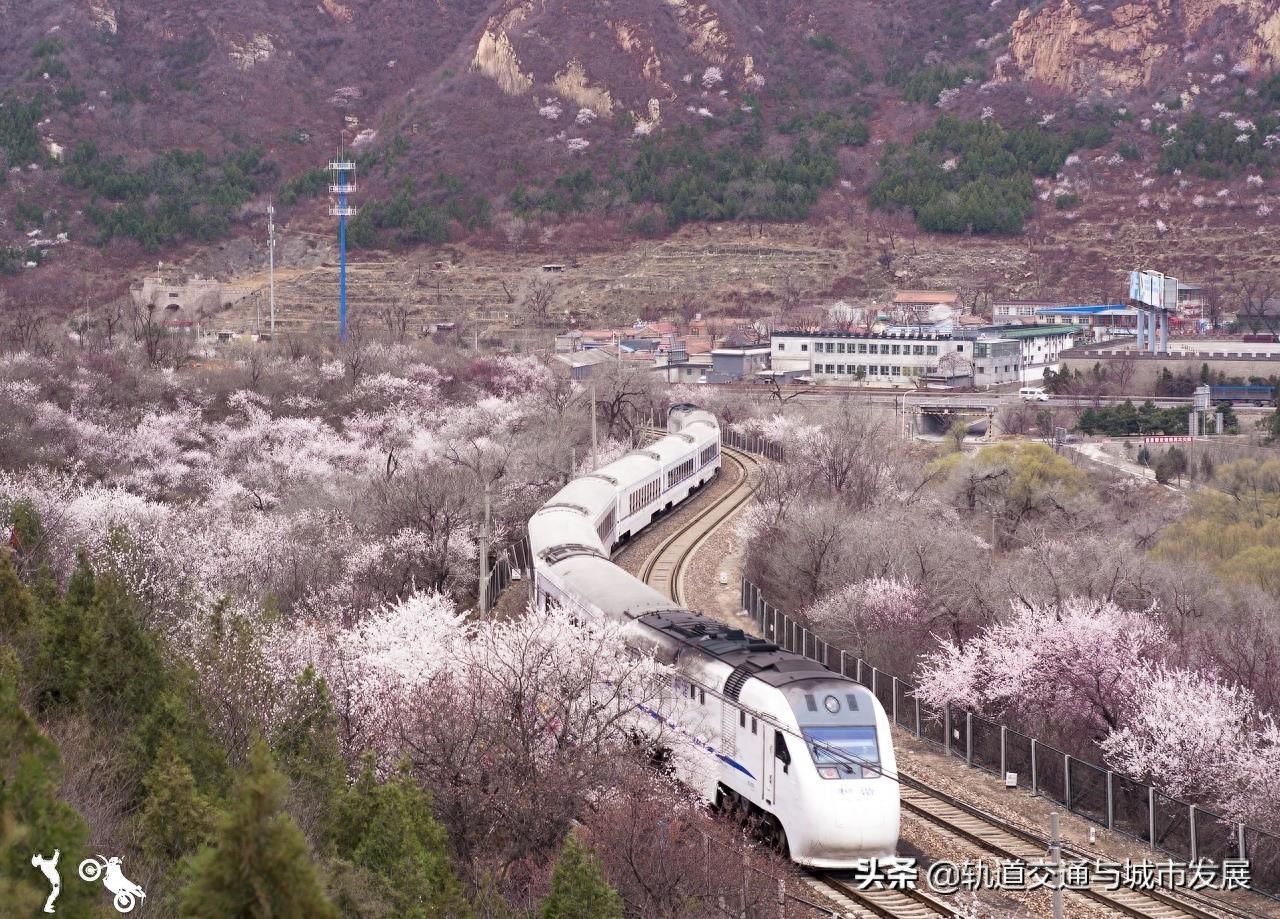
1031, 304, 1138, 339
956, 324, 1077, 384
770, 330, 974, 386
769, 323, 1076, 388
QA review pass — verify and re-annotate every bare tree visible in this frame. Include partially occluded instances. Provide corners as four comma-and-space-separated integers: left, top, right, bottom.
1202, 283, 1226, 331
594, 364, 661, 440
4, 308, 49, 355
521, 278, 558, 326
585, 771, 803, 919
1236, 274, 1278, 334
777, 273, 802, 312
1102, 357, 1137, 394
339, 318, 367, 382
997, 401, 1035, 436
397, 616, 663, 884
764, 377, 802, 414
97, 300, 125, 348
131, 302, 166, 366
377, 302, 412, 345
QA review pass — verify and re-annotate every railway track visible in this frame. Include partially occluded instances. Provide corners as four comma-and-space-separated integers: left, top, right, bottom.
638, 443, 760, 606
897, 785, 1245, 919
807, 873, 958, 918
636, 438, 1259, 919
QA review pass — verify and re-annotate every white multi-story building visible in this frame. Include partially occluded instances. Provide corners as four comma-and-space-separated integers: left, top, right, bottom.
770, 324, 1077, 388
770, 331, 974, 386
991, 299, 1071, 323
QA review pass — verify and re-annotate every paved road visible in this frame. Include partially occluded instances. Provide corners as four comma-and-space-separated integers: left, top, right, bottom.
712, 384, 1273, 414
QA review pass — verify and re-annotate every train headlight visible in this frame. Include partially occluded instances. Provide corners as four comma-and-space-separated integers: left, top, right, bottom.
818, 766, 841, 780
823, 695, 840, 713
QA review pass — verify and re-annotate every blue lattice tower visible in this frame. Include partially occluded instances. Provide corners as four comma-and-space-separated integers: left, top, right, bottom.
327, 155, 358, 341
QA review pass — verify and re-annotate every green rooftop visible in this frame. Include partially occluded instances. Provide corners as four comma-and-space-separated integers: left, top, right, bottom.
996, 324, 1078, 338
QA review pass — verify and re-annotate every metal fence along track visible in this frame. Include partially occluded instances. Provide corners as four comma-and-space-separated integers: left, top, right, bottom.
740, 579, 1279, 903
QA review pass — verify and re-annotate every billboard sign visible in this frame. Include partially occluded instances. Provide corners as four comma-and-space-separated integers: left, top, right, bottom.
1130, 269, 1179, 310
1145, 271, 1163, 308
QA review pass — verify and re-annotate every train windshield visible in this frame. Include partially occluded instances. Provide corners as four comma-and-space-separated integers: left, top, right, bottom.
804, 726, 880, 778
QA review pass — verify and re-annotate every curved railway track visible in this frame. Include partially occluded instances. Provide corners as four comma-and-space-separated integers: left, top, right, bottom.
634, 437, 1257, 919
808, 873, 958, 919
635, 443, 961, 919
896, 785, 1243, 919
638, 443, 760, 606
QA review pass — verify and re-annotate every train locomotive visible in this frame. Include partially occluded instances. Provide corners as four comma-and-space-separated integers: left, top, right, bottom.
527, 404, 901, 867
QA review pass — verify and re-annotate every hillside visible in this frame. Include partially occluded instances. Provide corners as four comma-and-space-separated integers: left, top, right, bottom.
0, 0, 1278, 307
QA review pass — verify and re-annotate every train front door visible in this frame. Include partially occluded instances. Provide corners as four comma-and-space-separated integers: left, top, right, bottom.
764, 731, 776, 805
765, 730, 791, 807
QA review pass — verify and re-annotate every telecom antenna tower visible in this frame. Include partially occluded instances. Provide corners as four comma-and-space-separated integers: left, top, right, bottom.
327, 150, 358, 341
267, 204, 277, 343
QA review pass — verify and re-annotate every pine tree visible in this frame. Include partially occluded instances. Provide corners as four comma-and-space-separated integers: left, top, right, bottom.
0, 553, 32, 636
540, 835, 623, 919
139, 747, 218, 861
180, 742, 338, 919
331, 762, 471, 919
0, 650, 97, 918
0, 558, 31, 637
6, 498, 47, 574
33, 552, 101, 709
273, 666, 345, 843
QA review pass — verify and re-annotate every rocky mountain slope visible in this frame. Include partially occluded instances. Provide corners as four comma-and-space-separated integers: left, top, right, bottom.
0, 0, 1277, 304
1006, 0, 1280, 96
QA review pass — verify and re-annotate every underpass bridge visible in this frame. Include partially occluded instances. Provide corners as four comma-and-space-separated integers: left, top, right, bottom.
904, 400, 994, 440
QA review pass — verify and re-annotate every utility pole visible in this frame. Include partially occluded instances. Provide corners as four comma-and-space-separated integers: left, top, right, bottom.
478, 481, 491, 615
1049, 812, 1064, 919
267, 204, 277, 345
590, 381, 598, 470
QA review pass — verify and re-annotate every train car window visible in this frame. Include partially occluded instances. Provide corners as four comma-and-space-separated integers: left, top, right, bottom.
751, 718, 757, 735
775, 732, 791, 772
739, 711, 746, 728
699, 689, 705, 705
689, 684, 697, 700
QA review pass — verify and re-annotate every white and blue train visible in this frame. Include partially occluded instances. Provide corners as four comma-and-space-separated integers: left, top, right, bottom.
527, 404, 901, 867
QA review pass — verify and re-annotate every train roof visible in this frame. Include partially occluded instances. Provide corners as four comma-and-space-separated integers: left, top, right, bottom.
549, 555, 678, 616
637, 610, 840, 688
596, 452, 660, 484
544, 475, 618, 513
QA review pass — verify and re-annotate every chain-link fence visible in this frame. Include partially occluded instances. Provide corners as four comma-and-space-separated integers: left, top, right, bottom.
480, 534, 533, 613
739, 579, 1276, 898
722, 429, 786, 462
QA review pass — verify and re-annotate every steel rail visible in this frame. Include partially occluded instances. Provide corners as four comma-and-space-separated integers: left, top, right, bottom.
807, 873, 958, 918
638, 443, 760, 605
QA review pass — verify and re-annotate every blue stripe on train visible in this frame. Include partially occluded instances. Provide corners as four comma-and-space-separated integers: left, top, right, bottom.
718, 754, 755, 779
636, 702, 756, 780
